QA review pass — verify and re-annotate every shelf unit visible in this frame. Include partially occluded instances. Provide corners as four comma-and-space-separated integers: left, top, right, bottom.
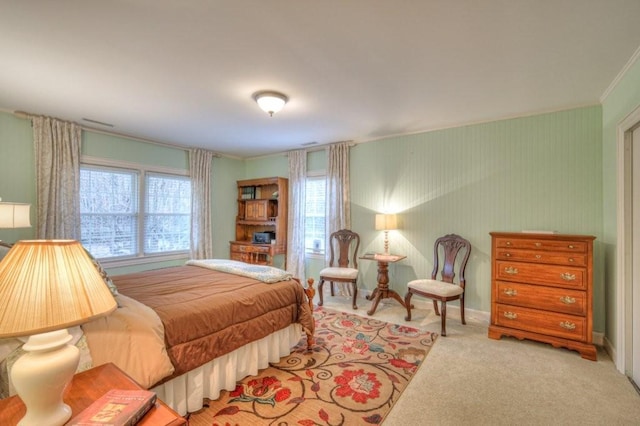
231, 177, 288, 266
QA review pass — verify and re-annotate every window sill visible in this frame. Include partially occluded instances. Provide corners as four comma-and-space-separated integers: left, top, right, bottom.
305, 252, 325, 260
100, 252, 190, 269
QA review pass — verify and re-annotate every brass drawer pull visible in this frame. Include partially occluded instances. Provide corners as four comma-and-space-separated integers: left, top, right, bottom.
503, 288, 518, 296
504, 266, 518, 275
505, 253, 511, 257
505, 241, 512, 246
503, 312, 518, 319
560, 273, 576, 281
560, 296, 576, 304
559, 321, 576, 330
568, 258, 574, 262
535, 242, 541, 247
535, 254, 541, 259
568, 244, 575, 249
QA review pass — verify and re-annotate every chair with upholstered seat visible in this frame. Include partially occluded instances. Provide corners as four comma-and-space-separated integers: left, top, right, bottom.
404, 234, 471, 336
318, 229, 361, 309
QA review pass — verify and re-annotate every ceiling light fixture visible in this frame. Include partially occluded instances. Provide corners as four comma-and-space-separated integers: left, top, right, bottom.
254, 91, 288, 117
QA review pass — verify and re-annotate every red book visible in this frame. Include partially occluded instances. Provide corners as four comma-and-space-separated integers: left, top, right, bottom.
68, 389, 157, 426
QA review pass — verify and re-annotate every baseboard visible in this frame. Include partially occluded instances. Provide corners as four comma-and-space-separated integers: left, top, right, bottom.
592, 331, 604, 347
351, 287, 492, 325
603, 335, 617, 365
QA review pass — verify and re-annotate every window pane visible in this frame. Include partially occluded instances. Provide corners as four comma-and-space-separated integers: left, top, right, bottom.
144, 173, 191, 254
80, 167, 138, 258
305, 176, 326, 254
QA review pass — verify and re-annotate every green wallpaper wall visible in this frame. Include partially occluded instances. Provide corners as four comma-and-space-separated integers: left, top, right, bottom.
0, 113, 36, 243
601, 55, 640, 346
0, 105, 605, 331
349, 106, 603, 325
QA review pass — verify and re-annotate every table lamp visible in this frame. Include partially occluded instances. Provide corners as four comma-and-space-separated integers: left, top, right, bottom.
0, 200, 31, 230
375, 213, 398, 255
0, 240, 117, 426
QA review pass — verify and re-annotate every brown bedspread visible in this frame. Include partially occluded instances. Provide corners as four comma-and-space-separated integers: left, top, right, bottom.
112, 264, 314, 382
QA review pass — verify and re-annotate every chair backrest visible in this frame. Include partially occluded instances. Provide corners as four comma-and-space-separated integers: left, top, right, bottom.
431, 234, 471, 287
328, 229, 360, 269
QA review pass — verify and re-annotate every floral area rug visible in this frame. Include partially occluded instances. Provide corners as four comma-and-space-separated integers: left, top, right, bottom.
188, 307, 438, 426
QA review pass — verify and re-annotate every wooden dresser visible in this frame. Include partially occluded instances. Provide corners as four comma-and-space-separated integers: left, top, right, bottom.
488, 232, 597, 360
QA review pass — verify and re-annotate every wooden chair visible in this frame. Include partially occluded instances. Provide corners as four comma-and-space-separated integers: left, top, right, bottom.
404, 234, 471, 336
318, 229, 361, 309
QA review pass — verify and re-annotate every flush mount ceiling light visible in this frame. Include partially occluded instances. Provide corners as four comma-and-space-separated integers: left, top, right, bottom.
253, 91, 288, 117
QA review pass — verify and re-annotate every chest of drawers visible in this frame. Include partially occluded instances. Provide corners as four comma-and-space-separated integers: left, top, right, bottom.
488, 232, 596, 360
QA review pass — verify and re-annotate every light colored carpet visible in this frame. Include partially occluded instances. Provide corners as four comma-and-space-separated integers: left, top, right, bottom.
319, 291, 640, 425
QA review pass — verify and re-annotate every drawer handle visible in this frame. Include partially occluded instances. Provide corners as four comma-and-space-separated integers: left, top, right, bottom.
535, 242, 541, 247
505, 241, 512, 246
504, 266, 518, 275
568, 258, 574, 262
568, 245, 575, 249
560, 296, 576, 304
535, 254, 541, 259
559, 321, 576, 330
503, 312, 518, 320
560, 273, 576, 281
503, 288, 518, 296
505, 253, 511, 257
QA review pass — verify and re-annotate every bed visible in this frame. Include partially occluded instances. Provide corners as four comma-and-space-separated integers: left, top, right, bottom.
78, 260, 315, 415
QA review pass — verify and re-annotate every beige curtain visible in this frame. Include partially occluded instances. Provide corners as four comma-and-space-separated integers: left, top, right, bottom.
326, 142, 351, 235
287, 149, 307, 282
32, 115, 82, 239
326, 142, 352, 295
189, 148, 214, 259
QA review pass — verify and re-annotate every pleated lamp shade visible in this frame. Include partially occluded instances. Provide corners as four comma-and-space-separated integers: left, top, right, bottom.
0, 240, 117, 338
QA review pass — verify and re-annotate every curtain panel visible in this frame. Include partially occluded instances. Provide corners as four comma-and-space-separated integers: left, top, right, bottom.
32, 115, 82, 239
287, 149, 307, 283
325, 142, 352, 296
189, 148, 215, 259
326, 142, 351, 237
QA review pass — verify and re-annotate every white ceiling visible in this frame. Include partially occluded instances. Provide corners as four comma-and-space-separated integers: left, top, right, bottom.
2, 1, 640, 158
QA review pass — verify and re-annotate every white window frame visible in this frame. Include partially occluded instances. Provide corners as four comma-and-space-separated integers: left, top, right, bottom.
81, 155, 191, 268
305, 170, 326, 259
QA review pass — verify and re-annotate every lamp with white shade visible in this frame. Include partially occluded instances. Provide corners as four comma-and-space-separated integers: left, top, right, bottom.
375, 213, 398, 255
0, 240, 117, 425
0, 201, 31, 229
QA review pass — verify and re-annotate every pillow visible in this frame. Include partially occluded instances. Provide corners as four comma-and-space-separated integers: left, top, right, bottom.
82, 247, 120, 302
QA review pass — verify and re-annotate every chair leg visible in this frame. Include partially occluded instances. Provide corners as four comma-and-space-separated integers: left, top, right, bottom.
330, 281, 335, 296
351, 282, 358, 310
460, 294, 466, 325
441, 301, 447, 336
404, 291, 413, 321
433, 299, 440, 316
318, 279, 325, 306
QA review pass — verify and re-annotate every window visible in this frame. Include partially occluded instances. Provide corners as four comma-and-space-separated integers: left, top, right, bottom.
305, 175, 326, 255
80, 164, 191, 261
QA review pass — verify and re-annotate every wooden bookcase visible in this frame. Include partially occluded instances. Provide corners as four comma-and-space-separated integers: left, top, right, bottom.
230, 177, 288, 266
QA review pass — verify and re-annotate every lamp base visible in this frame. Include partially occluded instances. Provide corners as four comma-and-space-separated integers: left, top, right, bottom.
11, 329, 80, 426
383, 230, 390, 255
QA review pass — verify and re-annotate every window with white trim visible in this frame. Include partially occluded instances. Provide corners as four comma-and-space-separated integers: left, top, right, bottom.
305, 174, 326, 255
80, 164, 191, 260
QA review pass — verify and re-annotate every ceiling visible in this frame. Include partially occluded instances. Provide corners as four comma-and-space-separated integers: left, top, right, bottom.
2, 1, 640, 158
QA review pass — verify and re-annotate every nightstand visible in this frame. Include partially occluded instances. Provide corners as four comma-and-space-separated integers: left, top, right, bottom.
0, 363, 186, 425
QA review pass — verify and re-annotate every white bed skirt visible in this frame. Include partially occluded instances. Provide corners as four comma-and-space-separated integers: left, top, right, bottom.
152, 323, 303, 416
